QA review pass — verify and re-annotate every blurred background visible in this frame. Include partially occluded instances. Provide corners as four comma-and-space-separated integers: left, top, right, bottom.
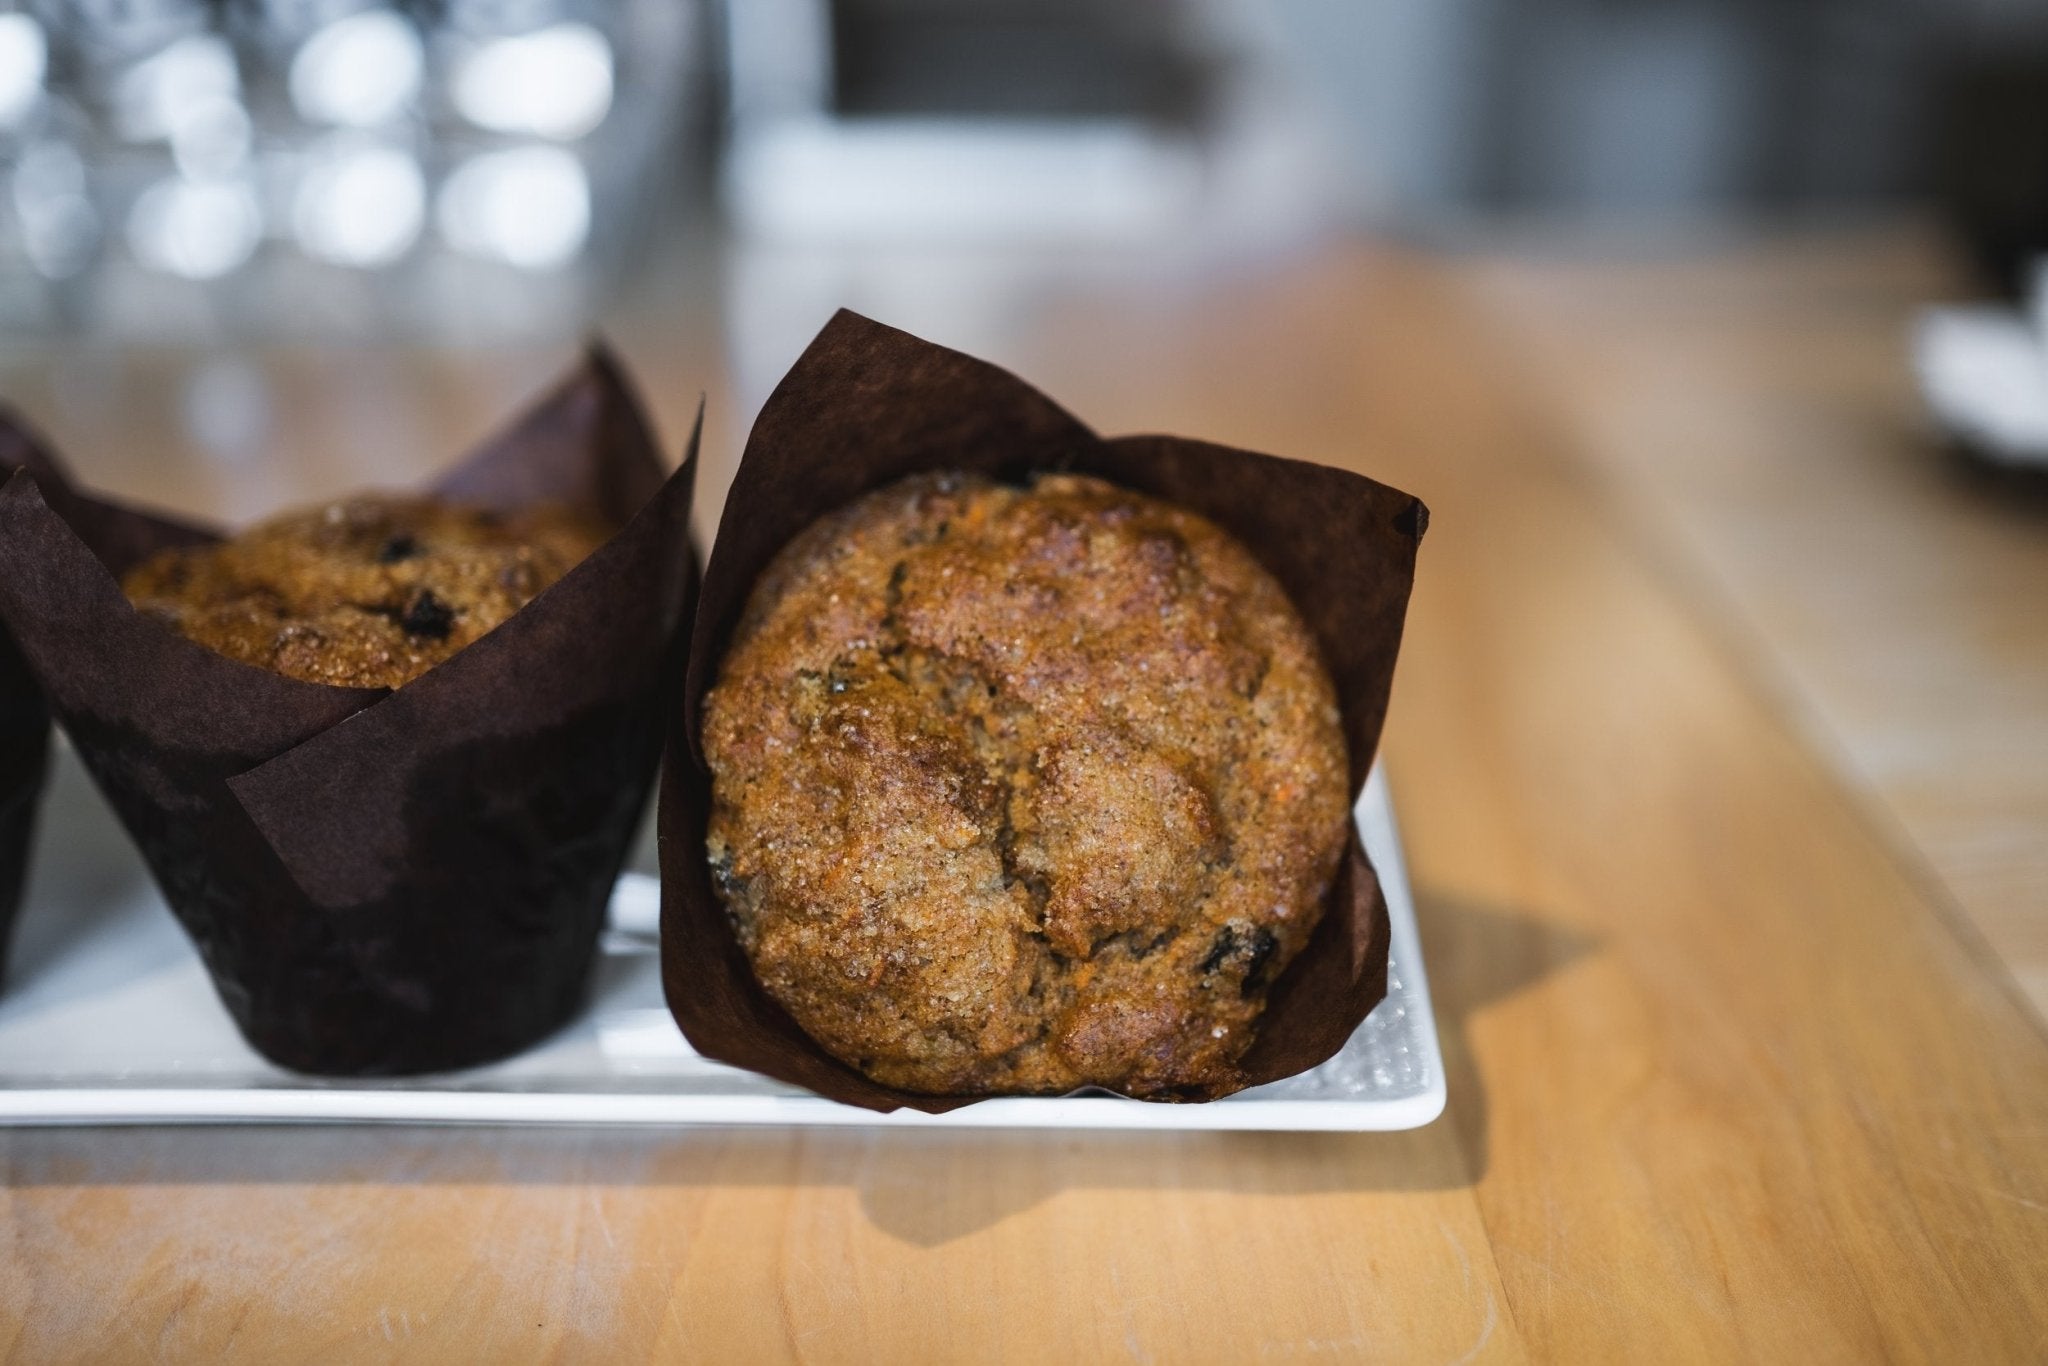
0, 0, 2043, 345
0, 1, 2044, 1009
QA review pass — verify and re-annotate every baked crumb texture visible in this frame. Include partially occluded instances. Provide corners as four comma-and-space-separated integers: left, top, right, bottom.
702, 472, 1349, 1098
123, 496, 608, 689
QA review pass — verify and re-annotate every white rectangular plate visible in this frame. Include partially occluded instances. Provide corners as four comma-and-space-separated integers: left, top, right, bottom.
0, 745, 1443, 1130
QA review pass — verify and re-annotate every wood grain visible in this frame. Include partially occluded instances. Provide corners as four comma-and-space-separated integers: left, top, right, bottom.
1465, 228, 2048, 1015
2, 235, 2045, 1362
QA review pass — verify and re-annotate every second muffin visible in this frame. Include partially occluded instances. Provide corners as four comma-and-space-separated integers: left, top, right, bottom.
702, 471, 1351, 1098
124, 495, 609, 689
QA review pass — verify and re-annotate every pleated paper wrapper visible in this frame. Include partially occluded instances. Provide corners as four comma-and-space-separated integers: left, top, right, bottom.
661, 312, 1426, 1113
0, 354, 697, 1075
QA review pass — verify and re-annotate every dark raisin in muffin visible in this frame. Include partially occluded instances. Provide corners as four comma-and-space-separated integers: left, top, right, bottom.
701, 472, 1350, 1098
123, 495, 609, 689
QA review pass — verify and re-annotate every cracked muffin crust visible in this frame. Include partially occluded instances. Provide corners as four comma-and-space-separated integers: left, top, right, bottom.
123, 495, 609, 689
702, 472, 1350, 1098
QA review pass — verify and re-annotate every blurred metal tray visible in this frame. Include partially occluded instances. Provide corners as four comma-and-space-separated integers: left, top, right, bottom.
0, 744, 1443, 1131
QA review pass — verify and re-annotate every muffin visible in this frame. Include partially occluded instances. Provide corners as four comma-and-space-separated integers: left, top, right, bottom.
123, 495, 609, 689
0, 350, 699, 1075
701, 471, 1351, 1098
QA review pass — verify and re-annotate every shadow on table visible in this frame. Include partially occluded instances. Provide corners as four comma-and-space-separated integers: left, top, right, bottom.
1412, 891, 1598, 1204
0, 895, 1592, 1248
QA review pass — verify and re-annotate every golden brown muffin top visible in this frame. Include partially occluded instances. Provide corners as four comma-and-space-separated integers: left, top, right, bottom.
702, 472, 1350, 1098
123, 495, 609, 689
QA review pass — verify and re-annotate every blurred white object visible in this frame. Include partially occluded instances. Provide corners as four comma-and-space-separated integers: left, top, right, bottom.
113, 33, 238, 141
0, 0, 698, 338
0, 12, 47, 128
437, 144, 591, 269
12, 141, 99, 279
126, 175, 262, 279
720, 0, 1343, 398
722, 0, 1331, 247
288, 10, 423, 128
168, 94, 252, 178
292, 139, 425, 267
451, 22, 614, 140
1914, 265, 2048, 467
731, 118, 1200, 243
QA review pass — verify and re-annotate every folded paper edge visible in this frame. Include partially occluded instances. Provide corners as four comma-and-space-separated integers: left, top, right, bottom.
0, 470, 385, 750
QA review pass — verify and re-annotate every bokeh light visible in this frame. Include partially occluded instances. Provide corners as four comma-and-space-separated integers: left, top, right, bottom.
0, 12, 47, 128
13, 141, 99, 279
288, 10, 423, 129
292, 138, 426, 268
127, 175, 263, 279
113, 34, 238, 143
451, 22, 614, 140
437, 145, 590, 270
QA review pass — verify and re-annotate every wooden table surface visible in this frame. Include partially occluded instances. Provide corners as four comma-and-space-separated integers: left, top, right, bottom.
1469, 234, 2048, 1015
2, 229, 2046, 1363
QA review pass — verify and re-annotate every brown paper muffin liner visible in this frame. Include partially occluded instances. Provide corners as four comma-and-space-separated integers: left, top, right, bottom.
0, 351, 699, 1075
660, 312, 1426, 1112
0, 626, 47, 988
0, 414, 78, 988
